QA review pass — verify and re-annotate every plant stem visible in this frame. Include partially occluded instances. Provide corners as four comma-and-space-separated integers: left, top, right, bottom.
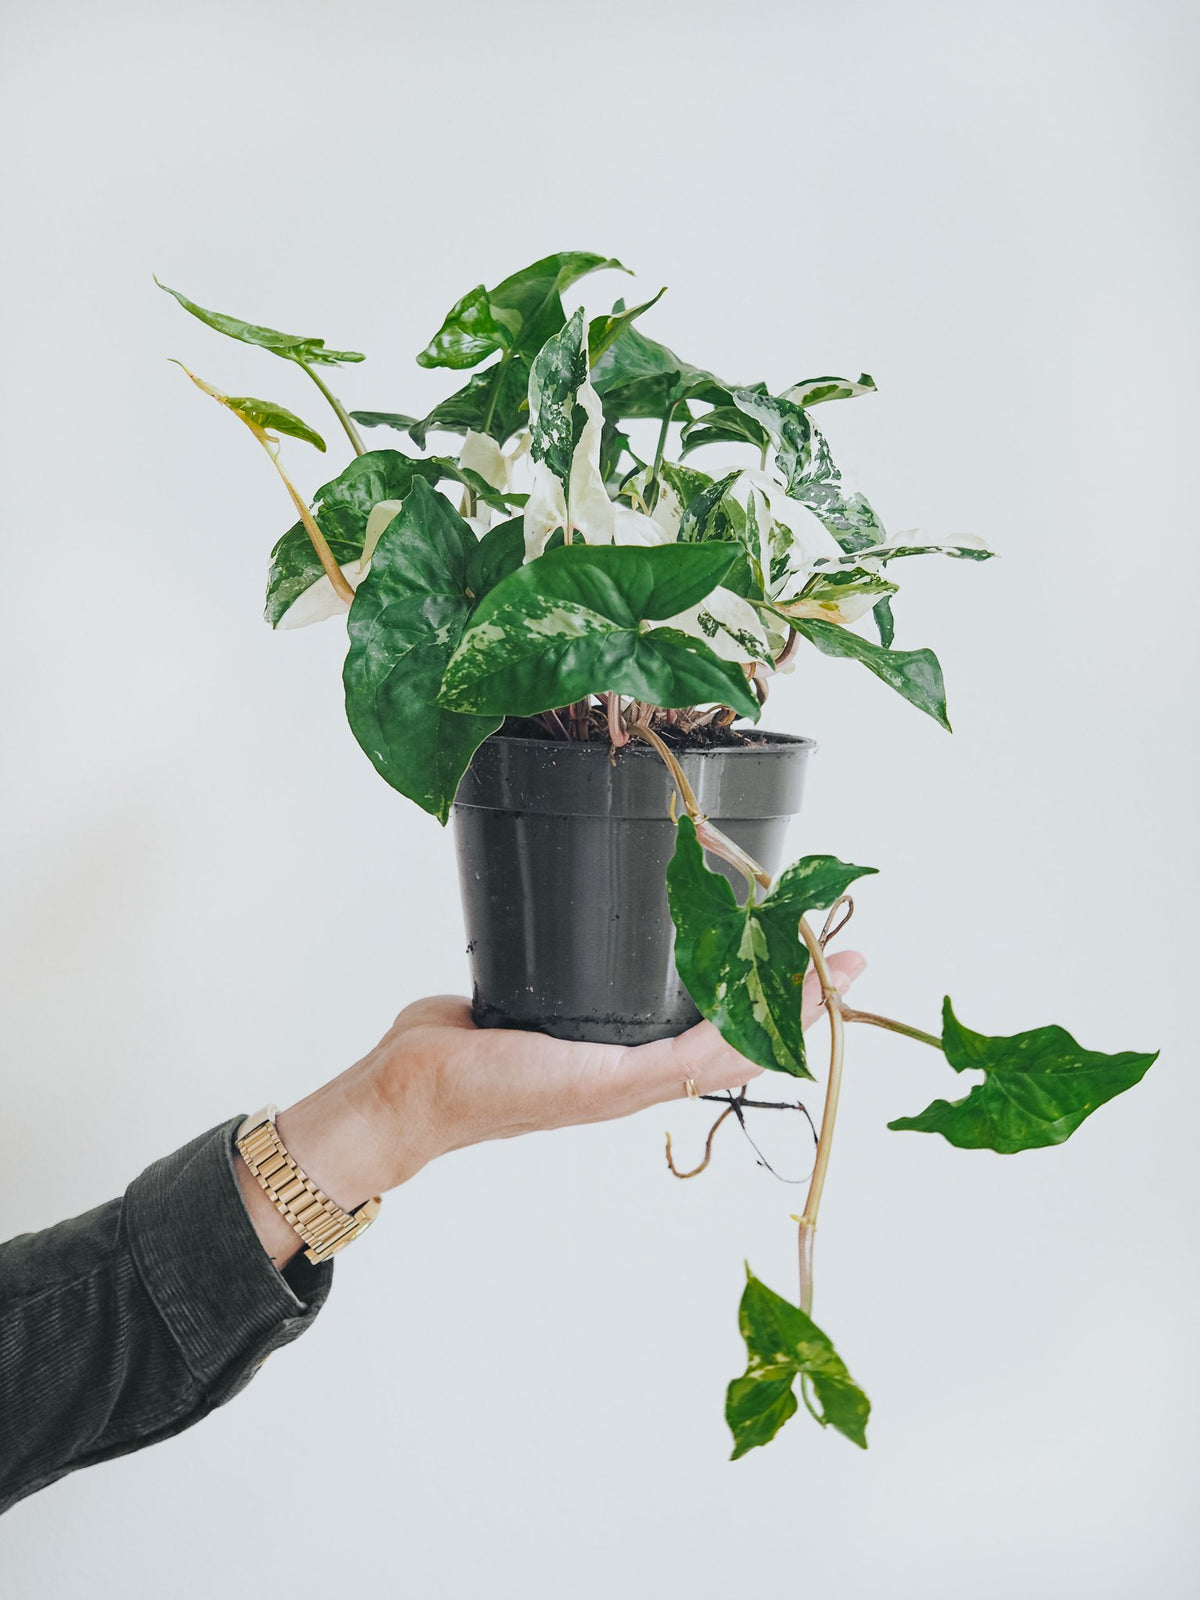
646, 402, 677, 512
268, 447, 357, 606
605, 693, 629, 748
794, 914, 847, 1317
481, 350, 512, 436
299, 363, 365, 457
841, 1008, 942, 1049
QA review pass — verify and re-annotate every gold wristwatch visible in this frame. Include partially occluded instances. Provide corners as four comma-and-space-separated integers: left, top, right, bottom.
236, 1105, 382, 1264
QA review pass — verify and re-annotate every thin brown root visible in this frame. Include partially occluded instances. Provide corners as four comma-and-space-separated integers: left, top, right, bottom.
664, 1105, 736, 1178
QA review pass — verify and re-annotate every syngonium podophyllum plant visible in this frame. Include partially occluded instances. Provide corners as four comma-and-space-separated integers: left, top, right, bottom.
162, 253, 1158, 1457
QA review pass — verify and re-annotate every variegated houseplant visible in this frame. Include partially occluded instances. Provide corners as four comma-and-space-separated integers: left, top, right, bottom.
162, 254, 1157, 1456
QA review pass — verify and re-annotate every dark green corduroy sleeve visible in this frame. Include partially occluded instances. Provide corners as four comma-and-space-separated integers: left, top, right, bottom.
0, 1117, 333, 1515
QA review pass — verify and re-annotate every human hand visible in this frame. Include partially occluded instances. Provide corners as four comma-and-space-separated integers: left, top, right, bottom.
242, 952, 865, 1268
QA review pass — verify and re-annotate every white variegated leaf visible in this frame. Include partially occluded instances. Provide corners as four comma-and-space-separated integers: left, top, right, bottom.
665, 585, 773, 664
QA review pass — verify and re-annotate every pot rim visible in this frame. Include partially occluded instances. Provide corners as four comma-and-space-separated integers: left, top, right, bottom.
479, 729, 818, 757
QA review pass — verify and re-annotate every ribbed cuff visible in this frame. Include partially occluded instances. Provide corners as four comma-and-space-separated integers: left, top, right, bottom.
124, 1117, 333, 1391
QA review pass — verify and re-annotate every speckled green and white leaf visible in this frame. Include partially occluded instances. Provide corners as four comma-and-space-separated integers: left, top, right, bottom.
667, 816, 877, 1076
774, 567, 899, 627
781, 373, 876, 407
440, 544, 759, 720
157, 279, 365, 366
342, 478, 500, 823
784, 421, 887, 554
813, 533, 993, 568
728, 1271, 870, 1456
794, 618, 950, 729
664, 586, 774, 664
730, 391, 813, 488
528, 307, 590, 483
888, 999, 1158, 1154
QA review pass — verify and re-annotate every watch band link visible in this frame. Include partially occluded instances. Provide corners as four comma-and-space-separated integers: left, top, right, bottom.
236, 1107, 381, 1264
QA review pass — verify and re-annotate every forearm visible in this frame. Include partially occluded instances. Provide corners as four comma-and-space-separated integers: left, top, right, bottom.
235, 1054, 433, 1270
0, 1121, 331, 1516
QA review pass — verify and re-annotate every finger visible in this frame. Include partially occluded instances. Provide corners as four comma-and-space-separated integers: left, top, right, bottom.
620, 1021, 764, 1115
800, 950, 866, 1029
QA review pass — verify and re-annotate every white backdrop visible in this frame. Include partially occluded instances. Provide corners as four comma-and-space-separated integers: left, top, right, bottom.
2, 1, 1197, 1594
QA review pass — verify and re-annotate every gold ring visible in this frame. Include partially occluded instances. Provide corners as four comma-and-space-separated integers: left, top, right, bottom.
684, 1077, 699, 1099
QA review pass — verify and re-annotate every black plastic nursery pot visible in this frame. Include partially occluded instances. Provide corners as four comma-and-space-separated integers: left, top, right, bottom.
452, 730, 816, 1045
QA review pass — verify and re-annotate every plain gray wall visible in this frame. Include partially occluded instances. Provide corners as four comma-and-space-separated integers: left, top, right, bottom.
2, 1, 1196, 1594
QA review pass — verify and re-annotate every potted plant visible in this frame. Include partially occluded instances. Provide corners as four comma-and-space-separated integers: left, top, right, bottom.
161, 253, 1157, 1457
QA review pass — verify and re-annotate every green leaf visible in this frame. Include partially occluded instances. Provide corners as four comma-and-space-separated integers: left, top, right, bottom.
782, 373, 876, 407
528, 307, 589, 483
222, 395, 326, 450
417, 252, 627, 371
156, 279, 364, 366
350, 410, 419, 432
466, 516, 524, 598
407, 355, 532, 448
679, 400, 771, 458
888, 999, 1159, 1154
265, 449, 444, 627
587, 288, 667, 366
873, 595, 896, 648
728, 1272, 870, 1456
342, 479, 501, 823
667, 816, 877, 1076
794, 618, 950, 730
590, 323, 731, 419
439, 544, 759, 721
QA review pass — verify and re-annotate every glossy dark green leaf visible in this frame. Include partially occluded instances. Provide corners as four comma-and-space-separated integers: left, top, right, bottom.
728, 1271, 870, 1456
873, 595, 896, 648
350, 410, 419, 432
156, 279, 364, 366
679, 400, 771, 458
667, 816, 877, 1076
528, 307, 589, 483
888, 999, 1159, 1154
439, 544, 759, 720
466, 517, 525, 598
407, 355, 532, 448
587, 289, 667, 366
265, 450, 444, 627
417, 252, 626, 371
342, 479, 500, 823
224, 396, 326, 450
782, 373, 876, 407
590, 323, 731, 419
794, 618, 950, 730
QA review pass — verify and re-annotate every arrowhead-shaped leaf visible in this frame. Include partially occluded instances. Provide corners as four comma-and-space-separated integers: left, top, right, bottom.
156, 279, 364, 366
667, 816, 877, 1076
793, 618, 951, 730
342, 479, 500, 823
888, 998, 1159, 1153
222, 396, 326, 450
439, 544, 759, 720
417, 251, 626, 371
728, 1272, 870, 1456
590, 323, 732, 418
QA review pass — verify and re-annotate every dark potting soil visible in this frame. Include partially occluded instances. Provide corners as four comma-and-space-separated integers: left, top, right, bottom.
497, 716, 783, 752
